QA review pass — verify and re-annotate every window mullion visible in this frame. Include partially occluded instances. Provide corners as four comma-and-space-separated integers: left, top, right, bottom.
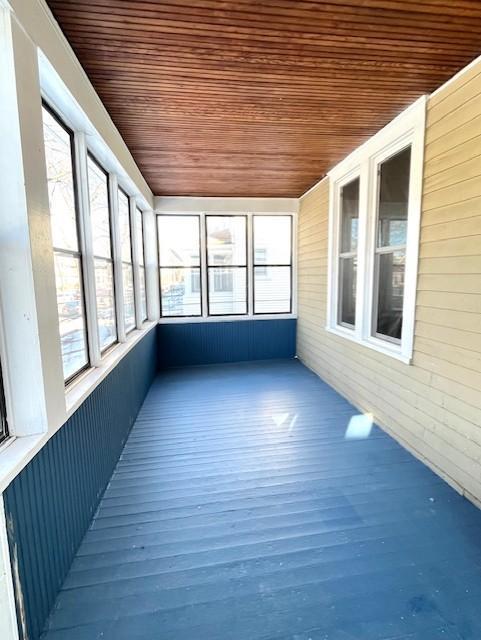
72, 132, 100, 365
356, 160, 370, 342
108, 173, 126, 342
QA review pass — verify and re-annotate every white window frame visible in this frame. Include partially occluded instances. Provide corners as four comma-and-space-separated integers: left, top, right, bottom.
131, 200, 148, 328
157, 210, 297, 323
37, 51, 158, 414
327, 96, 426, 363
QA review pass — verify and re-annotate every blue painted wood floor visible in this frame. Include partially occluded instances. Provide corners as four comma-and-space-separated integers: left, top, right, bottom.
42, 360, 481, 640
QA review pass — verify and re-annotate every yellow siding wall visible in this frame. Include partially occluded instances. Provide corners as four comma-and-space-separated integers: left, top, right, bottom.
297, 64, 481, 505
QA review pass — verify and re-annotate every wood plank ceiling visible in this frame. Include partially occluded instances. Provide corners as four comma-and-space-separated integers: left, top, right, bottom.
47, 0, 481, 197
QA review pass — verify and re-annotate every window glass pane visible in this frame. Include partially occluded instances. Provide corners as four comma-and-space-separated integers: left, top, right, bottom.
340, 178, 359, 253
123, 264, 135, 332
42, 107, 78, 252
207, 216, 246, 266
375, 250, 405, 340
88, 157, 112, 258
377, 146, 411, 248
139, 266, 147, 321
254, 266, 291, 314
158, 216, 200, 266
54, 253, 88, 379
94, 258, 117, 350
160, 268, 201, 316
118, 189, 132, 262
254, 216, 291, 265
136, 208, 144, 266
338, 257, 357, 326
208, 268, 246, 315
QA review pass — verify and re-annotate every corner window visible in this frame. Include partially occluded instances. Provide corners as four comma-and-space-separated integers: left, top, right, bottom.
87, 154, 117, 352
327, 96, 425, 363
253, 215, 292, 314
158, 212, 295, 319
118, 189, 135, 333
42, 105, 89, 382
158, 215, 202, 317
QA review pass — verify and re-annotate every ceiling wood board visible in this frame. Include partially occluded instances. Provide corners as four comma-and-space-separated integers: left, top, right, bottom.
47, 0, 481, 197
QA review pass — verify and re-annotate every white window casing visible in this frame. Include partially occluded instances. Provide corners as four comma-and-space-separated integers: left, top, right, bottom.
327, 95, 427, 363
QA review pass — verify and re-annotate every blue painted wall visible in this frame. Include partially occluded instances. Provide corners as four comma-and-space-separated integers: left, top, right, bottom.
3, 327, 157, 640
157, 319, 297, 368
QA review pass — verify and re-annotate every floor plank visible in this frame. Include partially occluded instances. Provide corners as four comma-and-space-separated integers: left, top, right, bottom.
42, 360, 481, 639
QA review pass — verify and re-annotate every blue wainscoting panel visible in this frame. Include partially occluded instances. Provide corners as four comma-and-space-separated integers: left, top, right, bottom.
158, 318, 296, 368
3, 327, 157, 640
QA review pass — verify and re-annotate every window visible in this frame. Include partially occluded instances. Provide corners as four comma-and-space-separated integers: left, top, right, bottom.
118, 188, 135, 332
338, 177, 359, 328
158, 215, 201, 317
158, 212, 295, 319
0, 362, 8, 445
42, 105, 89, 382
253, 216, 292, 314
206, 216, 247, 315
135, 207, 147, 322
327, 96, 425, 362
87, 154, 117, 352
373, 147, 410, 342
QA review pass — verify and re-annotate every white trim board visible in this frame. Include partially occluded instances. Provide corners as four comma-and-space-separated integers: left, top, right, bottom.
155, 196, 299, 214
0, 495, 19, 640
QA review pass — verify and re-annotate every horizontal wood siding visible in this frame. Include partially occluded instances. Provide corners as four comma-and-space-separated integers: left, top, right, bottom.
297, 66, 481, 505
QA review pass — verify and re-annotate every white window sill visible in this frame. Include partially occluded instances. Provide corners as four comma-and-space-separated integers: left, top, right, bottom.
65, 320, 157, 417
0, 433, 46, 493
325, 325, 412, 364
159, 314, 297, 324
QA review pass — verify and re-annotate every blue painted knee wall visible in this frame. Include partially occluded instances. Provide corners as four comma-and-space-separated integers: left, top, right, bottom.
3, 327, 158, 640
157, 318, 297, 368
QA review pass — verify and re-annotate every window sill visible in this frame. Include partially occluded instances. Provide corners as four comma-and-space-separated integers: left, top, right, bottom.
65, 321, 157, 418
159, 314, 297, 324
0, 433, 46, 493
325, 325, 412, 364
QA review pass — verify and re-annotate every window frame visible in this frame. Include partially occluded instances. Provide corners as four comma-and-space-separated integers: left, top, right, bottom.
205, 214, 248, 317
252, 214, 293, 316
158, 214, 203, 319
0, 362, 8, 446
86, 151, 118, 355
327, 96, 426, 364
41, 101, 90, 385
117, 185, 136, 334
328, 167, 362, 339
370, 144, 411, 345
135, 206, 148, 324
157, 211, 296, 322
